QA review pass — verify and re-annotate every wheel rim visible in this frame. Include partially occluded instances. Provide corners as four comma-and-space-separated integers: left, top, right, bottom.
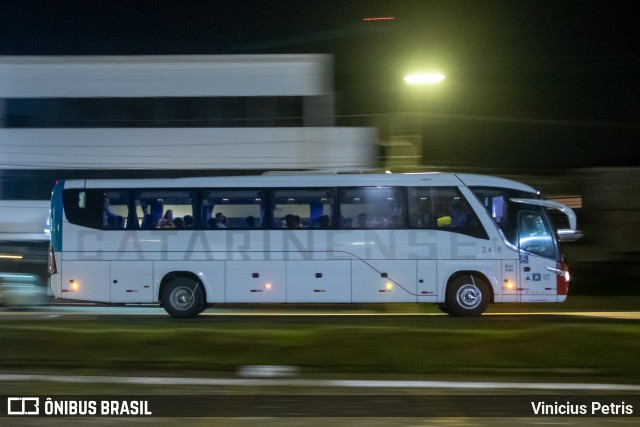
456, 284, 482, 309
170, 285, 195, 311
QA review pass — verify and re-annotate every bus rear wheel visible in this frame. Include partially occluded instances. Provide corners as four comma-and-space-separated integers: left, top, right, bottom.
162, 277, 205, 318
446, 275, 489, 317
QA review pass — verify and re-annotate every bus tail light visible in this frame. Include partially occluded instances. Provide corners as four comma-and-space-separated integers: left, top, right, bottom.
551, 262, 570, 296
48, 245, 57, 276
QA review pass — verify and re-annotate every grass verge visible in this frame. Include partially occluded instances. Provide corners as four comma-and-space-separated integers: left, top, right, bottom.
1, 310, 639, 383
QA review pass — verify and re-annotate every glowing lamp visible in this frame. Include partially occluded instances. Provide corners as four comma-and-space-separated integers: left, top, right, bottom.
404, 73, 446, 85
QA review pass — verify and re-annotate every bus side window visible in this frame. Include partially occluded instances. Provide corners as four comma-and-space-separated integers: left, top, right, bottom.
408, 187, 433, 228
430, 187, 488, 240
272, 189, 334, 229
338, 187, 405, 229
62, 189, 104, 230
202, 190, 265, 229
103, 190, 131, 230
135, 190, 194, 230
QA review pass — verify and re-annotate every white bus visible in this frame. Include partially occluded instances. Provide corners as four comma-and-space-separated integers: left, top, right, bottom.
48, 172, 581, 317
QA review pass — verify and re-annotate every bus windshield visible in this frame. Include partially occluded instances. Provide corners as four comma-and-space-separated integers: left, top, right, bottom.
471, 187, 556, 259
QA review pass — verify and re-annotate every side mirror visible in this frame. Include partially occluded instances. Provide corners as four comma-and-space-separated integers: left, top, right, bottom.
557, 229, 584, 242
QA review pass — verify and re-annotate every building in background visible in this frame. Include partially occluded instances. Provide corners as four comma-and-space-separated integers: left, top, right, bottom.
0, 54, 378, 289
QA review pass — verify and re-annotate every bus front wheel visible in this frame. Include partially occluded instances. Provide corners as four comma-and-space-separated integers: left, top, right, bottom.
446, 275, 489, 317
162, 277, 205, 318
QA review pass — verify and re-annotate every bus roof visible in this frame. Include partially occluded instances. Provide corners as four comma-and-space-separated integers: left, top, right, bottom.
61, 172, 537, 193
456, 173, 537, 193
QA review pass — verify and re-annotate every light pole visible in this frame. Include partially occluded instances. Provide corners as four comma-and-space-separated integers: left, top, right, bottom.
380, 72, 446, 170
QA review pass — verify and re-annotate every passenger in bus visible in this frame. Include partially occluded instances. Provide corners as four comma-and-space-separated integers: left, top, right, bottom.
214, 212, 227, 228
450, 202, 468, 227
317, 215, 330, 229
388, 214, 402, 228
284, 214, 301, 229
284, 214, 295, 228
106, 215, 124, 229
409, 213, 424, 228
373, 216, 388, 227
436, 207, 452, 228
357, 213, 367, 228
141, 214, 156, 229
158, 210, 176, 228
244, 216, 256, 229
173, 217, 186, 229
421, 213, 434, 228
183, 215, 194, 229
103, 197, 116, 228
409, 213, 417, 227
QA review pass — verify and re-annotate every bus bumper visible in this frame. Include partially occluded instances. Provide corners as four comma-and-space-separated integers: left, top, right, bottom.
50, 273, 62, 298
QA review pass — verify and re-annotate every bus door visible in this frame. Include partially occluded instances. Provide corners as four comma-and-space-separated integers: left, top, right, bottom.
516, 210, 557, 302
511, 198, 581, 302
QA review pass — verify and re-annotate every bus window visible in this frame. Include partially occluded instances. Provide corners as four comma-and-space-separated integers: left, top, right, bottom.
203, 190, 265, 229
430, 187, 488, 239
135, 190, 195, 230
339, 187, 405, 229
470, 187, 536, 246
103, 190, 130, 230
408, 187, 433, 228
62, 189, 105, 230
272, 189, 334, 229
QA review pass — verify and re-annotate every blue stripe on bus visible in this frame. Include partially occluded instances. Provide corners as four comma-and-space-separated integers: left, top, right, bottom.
51, 180, 64, 252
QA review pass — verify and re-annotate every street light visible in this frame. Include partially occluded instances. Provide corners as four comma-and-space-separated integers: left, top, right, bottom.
404, 73, 446, 85
389, 70, 447, 170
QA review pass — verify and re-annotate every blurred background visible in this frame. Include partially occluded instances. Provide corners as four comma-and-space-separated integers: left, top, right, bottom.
0, 0, 639, 301
1, 7, 640, 425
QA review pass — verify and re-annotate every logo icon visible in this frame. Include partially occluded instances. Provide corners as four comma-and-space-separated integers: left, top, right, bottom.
7, 397, 40, 415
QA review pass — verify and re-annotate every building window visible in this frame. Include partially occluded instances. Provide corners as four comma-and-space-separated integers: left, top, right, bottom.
2, 96, 305, 128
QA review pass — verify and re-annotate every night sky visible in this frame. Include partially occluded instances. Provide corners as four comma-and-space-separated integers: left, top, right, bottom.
1, 0, 639, 170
